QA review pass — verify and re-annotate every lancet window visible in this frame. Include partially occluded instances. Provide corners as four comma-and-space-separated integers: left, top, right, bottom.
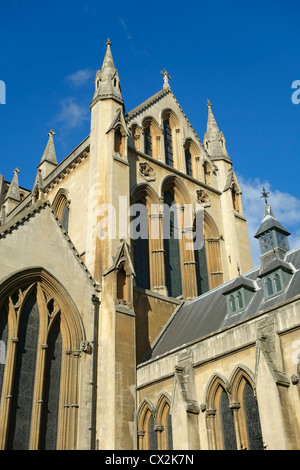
0, 270, 83, 450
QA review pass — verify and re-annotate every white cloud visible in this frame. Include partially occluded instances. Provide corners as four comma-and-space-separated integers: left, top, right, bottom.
238, 175, 300, 268
65, 68, 94, 88
54, 97, 89, 130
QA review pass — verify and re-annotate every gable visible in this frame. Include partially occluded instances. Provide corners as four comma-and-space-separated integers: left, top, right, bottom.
0, 201, 99, 314
126, 88, 210, 161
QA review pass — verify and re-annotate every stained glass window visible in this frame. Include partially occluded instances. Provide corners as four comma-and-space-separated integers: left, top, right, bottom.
167, 412, 173, 450
133, 201, 150, 289
148, 414, 158, 450
0, 306, 8, 402
163, 120, 174, 167
163, 191, 182, 297
194, 242, 209, 295
185, 148, 192, 176
7, 292, 40, 450
61, 204, 69, 233
220, 390, 237, 450
144, 127, 152, 157
39, 318, 62, 450
243, 382, 264, 450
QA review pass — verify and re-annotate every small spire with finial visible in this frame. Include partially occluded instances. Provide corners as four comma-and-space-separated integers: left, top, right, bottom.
161, 69, 171, 88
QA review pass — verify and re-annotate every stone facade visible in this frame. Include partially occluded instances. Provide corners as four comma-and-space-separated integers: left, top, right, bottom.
0, 40, 297, 451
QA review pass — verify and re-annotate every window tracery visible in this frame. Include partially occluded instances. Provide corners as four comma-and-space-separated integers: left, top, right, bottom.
0, 269, 84, 450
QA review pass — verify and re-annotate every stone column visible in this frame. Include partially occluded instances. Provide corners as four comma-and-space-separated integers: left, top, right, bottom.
229, 402, 242, 450
206, 409, 217, 450
180, 206, 198, 298
137, 430, 145, 450
149, 209, 168, 296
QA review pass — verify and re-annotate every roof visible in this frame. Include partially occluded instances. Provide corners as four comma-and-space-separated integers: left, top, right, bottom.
254, 209, 290, 238
144, 247, 300, 362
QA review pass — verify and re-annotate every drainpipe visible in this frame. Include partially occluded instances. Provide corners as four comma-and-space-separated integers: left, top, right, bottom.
90, 294, 100, 450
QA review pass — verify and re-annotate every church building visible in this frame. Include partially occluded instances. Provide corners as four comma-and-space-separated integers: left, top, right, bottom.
0, 40, 299, 450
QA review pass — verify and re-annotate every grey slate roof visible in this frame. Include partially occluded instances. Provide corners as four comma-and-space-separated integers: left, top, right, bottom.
145, 248, 300, 362
254, 214, 290, 238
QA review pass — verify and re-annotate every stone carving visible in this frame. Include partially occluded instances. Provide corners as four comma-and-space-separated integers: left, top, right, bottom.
139, 162, 156, 182
196, 189, 211, 208
80, 340, 92, 354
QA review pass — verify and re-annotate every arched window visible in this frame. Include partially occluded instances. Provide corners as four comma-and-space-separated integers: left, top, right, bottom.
229, 294, 236, 313
194, 238, 209, 296
0, 306, 8, 401
220, 390, 237, 450
274, 273, 281, 292
237, 291, 243, 309
52, 189, 70, 233
117, 264, 128, 302
144, 127, 152, 157
163, 119, 174, 167
203, 161, 211, 185
114, 127, 124, 155
163, 190, 182, 297
204, 213, 223, 289
156, 396, 173, 450
185, 148, 192, 176
0, 270, 83, 450
243, 381, 264, 450
133, 200, 150, 290
137, 402, 157, 450
267, 277, 273, 296
231, 184, 240, 212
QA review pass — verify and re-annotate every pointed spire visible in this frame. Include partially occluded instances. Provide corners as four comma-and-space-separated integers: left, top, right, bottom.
101, 38, 116, 74
40, 129, 57, 164
6, 168, 20, 202
204, 100, 231, 162
206, 100, 220, 134
92, 38, 123, 107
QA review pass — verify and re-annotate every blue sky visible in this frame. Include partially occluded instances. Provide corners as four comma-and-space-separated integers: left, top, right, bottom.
1, 0, 300, 266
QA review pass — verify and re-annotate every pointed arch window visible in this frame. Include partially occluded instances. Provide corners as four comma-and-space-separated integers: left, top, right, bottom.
156, 397, 173, 450
0, 271, 83, 450
52, 189, 70, 233
114, 127, 124, 156
203, 161, 211, 185
163, 119, 174, 167
133, 200, 150, 290
137, 404, 157, 451
243, 381, 264, 450
144, 127, 152, 157
267, 277, 273, 296
231, 184, 240, 212
220, 390, 237, 450
163, 190, 182, 297
185, 148, 193, 176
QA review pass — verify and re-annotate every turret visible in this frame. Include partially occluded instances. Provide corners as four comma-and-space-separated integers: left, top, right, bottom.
3, 168, 21, 214
204, 100, 231, 162
91, 38, 124, 110
37, 129, 57, 180
255, 188, 291, 272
